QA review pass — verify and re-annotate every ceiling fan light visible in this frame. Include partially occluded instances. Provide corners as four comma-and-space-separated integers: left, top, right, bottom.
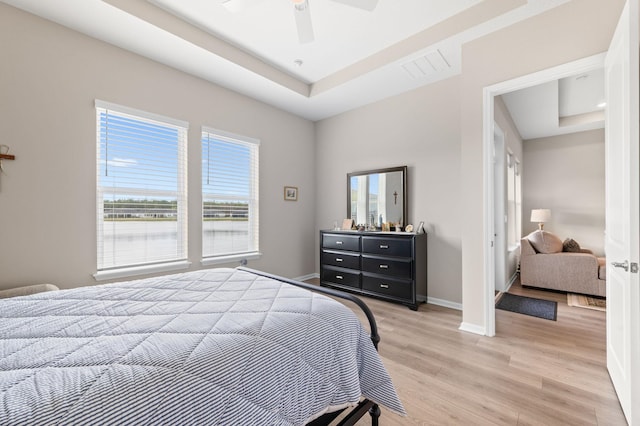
293, 2, 314, 43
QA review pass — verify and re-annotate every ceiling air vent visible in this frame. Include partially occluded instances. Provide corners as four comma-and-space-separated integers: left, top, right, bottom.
402, 49, 450, 80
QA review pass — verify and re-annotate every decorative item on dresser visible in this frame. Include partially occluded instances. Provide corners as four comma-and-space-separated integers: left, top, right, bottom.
320, 230, 427, 310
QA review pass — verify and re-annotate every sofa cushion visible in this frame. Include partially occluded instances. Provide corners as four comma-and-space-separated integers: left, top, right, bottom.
563, 238, 582, 252
527, 231, 563, 254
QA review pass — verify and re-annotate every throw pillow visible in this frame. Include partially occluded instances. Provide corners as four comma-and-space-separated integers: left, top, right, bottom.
563, 238, 581, 252
527, 230, 563, 254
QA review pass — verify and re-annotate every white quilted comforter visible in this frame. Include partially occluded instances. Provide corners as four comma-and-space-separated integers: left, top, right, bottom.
0, 268, 404, 425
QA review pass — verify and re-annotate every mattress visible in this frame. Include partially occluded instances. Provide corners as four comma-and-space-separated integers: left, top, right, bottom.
0, 268, 404, 425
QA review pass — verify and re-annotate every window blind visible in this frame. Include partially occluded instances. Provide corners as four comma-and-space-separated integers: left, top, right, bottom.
96, 100, 188, 270
202, 128, 259, 258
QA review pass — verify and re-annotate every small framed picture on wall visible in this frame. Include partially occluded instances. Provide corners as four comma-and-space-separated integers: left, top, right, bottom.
284, 186, 298, 201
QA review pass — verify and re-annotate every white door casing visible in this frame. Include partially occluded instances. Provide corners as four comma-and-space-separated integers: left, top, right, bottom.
481, 53, 605, 337
605, 0, 639, 423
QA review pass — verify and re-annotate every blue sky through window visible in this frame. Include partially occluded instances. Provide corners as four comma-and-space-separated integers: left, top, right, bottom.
350, 174, 379, 195
99, 111, 182, 201
202, 133, 251, 198
98, 111, 253, 201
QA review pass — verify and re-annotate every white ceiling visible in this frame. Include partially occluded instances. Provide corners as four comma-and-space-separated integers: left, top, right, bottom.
150, 0, 481, 83
501, 68, 605, 140
2, 0, 574, 121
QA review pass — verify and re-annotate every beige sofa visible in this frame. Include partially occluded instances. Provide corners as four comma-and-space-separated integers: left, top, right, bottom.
520, 231, 606, 297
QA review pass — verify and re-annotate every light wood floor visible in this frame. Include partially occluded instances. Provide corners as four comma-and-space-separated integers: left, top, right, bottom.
307, 277, 627, 425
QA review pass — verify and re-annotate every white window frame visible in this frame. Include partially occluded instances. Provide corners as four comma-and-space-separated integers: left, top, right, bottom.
94, 100, 190, 280
201, 127, 260, 265
507, 152, 522, 250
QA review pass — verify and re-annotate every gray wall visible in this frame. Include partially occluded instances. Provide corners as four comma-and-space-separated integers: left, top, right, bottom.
0, 4, 316, 290
523, 129, 606, 256
315, 77, 463, 305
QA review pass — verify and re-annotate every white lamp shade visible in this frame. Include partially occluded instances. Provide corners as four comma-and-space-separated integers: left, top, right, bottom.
530, 209, 551, 223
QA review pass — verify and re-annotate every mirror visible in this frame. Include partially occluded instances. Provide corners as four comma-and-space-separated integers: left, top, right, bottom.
347, 166, 407, 230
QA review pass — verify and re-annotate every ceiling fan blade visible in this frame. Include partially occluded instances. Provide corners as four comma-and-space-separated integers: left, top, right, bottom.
293, 0, 314, 44
330, 0, 378, 11
220, 0, 265, 13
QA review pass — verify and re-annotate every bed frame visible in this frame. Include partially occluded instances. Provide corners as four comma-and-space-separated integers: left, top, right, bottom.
238, 267, 382, 426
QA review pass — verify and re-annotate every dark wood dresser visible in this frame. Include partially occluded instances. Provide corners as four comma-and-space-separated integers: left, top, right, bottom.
319, 230, 427, 310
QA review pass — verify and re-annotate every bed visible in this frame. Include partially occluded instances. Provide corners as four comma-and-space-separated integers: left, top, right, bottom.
0, 267, 405, 425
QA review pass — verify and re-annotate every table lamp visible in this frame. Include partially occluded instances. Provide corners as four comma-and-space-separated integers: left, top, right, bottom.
530, 209, 551, 230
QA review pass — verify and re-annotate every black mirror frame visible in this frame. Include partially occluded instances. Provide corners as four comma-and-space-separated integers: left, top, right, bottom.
347, 165, 408, 230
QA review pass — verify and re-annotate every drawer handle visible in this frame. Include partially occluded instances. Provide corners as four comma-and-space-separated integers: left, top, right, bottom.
336, 258, 343, 262
380, 284, 389, 289
336, 241, 343, 245
379, 244, 389, 249
336, 275, 343, 280
379, 264, 389, 269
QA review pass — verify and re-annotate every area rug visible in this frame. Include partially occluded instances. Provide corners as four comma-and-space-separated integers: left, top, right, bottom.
567, 293, 606, 311
496, 293, 557, 321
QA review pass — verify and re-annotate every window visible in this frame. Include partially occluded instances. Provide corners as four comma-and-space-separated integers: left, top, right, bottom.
96, 101, 188, 274
202, 128, 259, 261
507, 153, 522, 248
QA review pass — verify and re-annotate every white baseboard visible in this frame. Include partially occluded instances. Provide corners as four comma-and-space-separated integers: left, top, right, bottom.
505, 273, 518, 292
427, 297, 462, 311
458, 322, 486, 335
295, 272, 319, 282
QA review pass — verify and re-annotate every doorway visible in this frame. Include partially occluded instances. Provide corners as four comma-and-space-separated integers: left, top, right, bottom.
481, 3, 639, 422
482, 53, 606, 337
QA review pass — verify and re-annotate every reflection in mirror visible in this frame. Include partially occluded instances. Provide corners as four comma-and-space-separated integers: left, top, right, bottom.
348, 166, 407, 229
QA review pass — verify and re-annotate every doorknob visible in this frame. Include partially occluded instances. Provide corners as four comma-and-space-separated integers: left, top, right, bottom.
611, 260, 629, 272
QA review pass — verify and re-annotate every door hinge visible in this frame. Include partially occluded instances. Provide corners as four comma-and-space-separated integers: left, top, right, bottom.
631, 262, 639, 274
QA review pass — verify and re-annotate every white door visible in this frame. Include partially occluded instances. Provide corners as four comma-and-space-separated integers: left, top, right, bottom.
605, 0, 639, 423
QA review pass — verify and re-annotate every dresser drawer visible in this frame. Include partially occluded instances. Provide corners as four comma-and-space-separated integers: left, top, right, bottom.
362, 236, 412, 257
322, 250, 360, 269
361, 255, 412, 279
321, 267, 360, 289
362, 274, 412, 301
322, 234, 360, 251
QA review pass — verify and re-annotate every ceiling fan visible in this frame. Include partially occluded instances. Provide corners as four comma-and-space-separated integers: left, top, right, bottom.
221, 0, 379, 44
291, 0, 378, 43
